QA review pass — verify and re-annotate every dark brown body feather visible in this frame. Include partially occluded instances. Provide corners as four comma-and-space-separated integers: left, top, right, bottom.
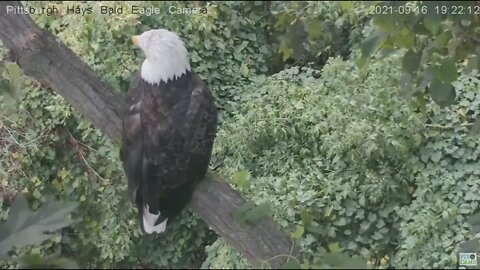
120, 70, 217, 232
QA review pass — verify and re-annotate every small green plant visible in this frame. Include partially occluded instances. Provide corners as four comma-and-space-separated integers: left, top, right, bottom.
0, 194, 78, 268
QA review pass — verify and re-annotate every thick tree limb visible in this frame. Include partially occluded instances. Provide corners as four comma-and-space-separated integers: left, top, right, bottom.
0, 1, 298, 268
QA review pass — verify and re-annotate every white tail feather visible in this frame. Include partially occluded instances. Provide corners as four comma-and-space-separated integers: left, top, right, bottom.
142, 204, 168, 234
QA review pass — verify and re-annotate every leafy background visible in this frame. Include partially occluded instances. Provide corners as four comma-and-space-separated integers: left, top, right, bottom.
0, 0, 480, 269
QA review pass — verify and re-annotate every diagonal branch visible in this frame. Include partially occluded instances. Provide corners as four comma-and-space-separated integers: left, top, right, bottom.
0, 1, 298, 268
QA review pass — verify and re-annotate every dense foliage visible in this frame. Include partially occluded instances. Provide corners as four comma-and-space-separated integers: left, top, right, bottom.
213, 54, 480, 268
1, 0, 480, 269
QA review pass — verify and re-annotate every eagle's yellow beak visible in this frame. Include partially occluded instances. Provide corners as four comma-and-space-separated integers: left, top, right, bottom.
131, 35, 139, 45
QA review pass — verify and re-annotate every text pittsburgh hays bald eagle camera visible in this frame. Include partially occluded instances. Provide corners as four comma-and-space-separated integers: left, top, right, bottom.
120, 29, 218, 234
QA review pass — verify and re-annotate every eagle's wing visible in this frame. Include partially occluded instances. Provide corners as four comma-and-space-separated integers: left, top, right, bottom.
182, 78, 218, 183
140, 75, 217, 191
139, 83, 181, 193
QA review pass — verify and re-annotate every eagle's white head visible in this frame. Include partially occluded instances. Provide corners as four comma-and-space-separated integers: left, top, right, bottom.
132, 29, 191, 85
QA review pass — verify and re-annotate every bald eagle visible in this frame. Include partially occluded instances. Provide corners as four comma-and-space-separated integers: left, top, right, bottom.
120, 29, 218, 234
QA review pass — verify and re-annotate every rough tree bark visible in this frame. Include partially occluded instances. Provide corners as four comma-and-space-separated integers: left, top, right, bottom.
0, 1, 299, 268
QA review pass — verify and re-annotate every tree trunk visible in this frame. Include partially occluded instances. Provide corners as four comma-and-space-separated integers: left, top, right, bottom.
0, 2, 298, 268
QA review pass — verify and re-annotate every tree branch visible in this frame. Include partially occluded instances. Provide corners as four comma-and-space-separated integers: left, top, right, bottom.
0, 1, 298, 268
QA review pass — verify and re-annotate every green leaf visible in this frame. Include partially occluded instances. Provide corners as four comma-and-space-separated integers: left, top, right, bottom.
429, 78, 456, 107
249, 74, 267, 85
402, 50, 422, 74
373, 13, 402, 32
307, 19, 322, 40
356, 56, 369, 70
300, 209, 313, 228
307, 226, 324, 236
431, 151, 442, 163
290, 225, 304, 239
412, 18, 431, 36
431, 58, 458, 83
424, 15, 441, 35
232, 170, 250, 188
394, 29, 415, 49
235, 41, 249, 55
239, 64, 249, 77
57, 168, 69, 180
360, 32, 385, 58
328, 242, 343, 253
340, 1, 352, 10
324, 205, 334, 217
5, 62, 23, 91
434, 31, 453, 52
281, 260, 302, 269
336, 217, 347, 226
0, 78, 13, 96
0, 195, 78, 257
279, 45, 294, 62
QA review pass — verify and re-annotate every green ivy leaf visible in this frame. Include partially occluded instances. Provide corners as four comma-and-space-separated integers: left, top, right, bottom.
340, 1, 352, 11
239, 64, 250, 77
290, 225, 304, 239
279, 45, 294, 62
394, 29, 415, 49
306, 223, 323, 235
247, 33, 257, 42
356, 56, 369, 70
57, 168, 69, 180
431, 58, 458, 83
424, 15, 441, 35
300, 209, 313, 228
402, 50, 422, 74
5, 62, 23, 92
433, 31, 453, 52
429, 78, 456, 107
232, 170, 250, 189
307, 19, 322, 40
430, 151, 442, 163
328, 242, 343, 253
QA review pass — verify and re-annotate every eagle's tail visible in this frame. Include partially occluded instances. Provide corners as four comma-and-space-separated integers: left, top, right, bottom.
141, 204, 168, 234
